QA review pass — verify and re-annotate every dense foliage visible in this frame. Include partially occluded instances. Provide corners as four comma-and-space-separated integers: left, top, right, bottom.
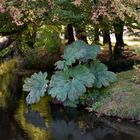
0, 0, 140, 60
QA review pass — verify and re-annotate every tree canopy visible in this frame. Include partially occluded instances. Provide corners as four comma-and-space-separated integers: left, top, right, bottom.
0, 0, 140, 58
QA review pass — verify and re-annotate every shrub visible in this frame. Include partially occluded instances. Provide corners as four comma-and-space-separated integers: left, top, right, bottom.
20, 48, 61, 70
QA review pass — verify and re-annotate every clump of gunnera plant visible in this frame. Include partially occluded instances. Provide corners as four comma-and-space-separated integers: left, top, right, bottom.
23, 40, 117, 105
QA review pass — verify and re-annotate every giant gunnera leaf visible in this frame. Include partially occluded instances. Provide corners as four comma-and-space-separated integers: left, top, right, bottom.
23, 72, 49, 104
89, 62, 117, 88
84, 44, 101, 61
55, 40, 101, 69
63, 40, 87, 66
48, 65, 95, 101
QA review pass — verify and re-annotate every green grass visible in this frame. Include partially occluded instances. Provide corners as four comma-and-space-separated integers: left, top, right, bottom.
92, 70, 140, 120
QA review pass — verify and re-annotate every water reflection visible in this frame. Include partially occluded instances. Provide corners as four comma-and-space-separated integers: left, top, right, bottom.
0, 59, 30, 140
1, 59, 140, 140
51, 120, 93, 140
49, 108, 140, 140
0, 73, 13, 108
25, 108, 47, 130
15, 96, 52, 140
0, 109, 30, 140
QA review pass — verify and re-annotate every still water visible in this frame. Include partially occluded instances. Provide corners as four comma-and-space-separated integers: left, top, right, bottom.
1, 61, 140, 140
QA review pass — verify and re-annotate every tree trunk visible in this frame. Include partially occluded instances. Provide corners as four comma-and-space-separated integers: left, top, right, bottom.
27, 25, 36, 48
94, 26, 100, 43
65, 24, 75, 44
113, 21, 124, 59
103, 30, 110, 44
102, 30, 112, 60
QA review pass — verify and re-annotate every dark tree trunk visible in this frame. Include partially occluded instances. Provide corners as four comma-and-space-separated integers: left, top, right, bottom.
94, 26, 100, 43
103, 30, 110, 44
102, 30, 112, 60
27, 25, 36, 48
113, 21, 124, 59
65, 24, 75, 44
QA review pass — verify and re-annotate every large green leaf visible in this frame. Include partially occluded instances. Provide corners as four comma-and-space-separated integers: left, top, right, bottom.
23, 72, 49, 104
63, 40, 101, 66
84, 44, 101, 61
70, 65, 95, 87
63, 40, 87, 66
48, 65, 95, 101
89, 62, 117, 88
56, 40, 101, 69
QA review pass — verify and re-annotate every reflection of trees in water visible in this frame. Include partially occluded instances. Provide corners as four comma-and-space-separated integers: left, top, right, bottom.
50, 108, 140, 140
77, 113, 140, 140
51, 120, 93, 140
1, 60, 140, 140
50, 119, 123, 140
0, 73, 30, 139
0, 60, 50, 140
101, 117, 140, 138
0, 71, 24, 115
0, 109, 30, 140
23, 107, 120, 140
0, 73, 13, 108
15, 95, 52, 140
23, 108, 117, 140
23, 105, 119, 140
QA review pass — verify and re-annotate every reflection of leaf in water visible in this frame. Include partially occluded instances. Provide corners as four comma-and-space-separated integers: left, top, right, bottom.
51, 120, 93, 140
24, 110, 47, 130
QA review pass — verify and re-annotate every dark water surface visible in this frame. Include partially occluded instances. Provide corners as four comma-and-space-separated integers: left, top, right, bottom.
1, 65, 140, 140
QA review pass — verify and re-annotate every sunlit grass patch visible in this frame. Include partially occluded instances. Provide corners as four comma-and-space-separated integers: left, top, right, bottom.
92, 70, 140, 120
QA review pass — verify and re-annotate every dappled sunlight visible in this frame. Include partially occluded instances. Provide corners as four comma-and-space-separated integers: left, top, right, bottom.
0, 36, 7, 43
0, 58, 18, 75
100, 34, 140, 51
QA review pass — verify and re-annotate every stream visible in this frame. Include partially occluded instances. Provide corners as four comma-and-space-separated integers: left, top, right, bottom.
0, 63, 140, 140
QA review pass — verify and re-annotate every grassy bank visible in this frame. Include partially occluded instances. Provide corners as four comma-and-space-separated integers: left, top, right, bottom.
92, 70, 140, 120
